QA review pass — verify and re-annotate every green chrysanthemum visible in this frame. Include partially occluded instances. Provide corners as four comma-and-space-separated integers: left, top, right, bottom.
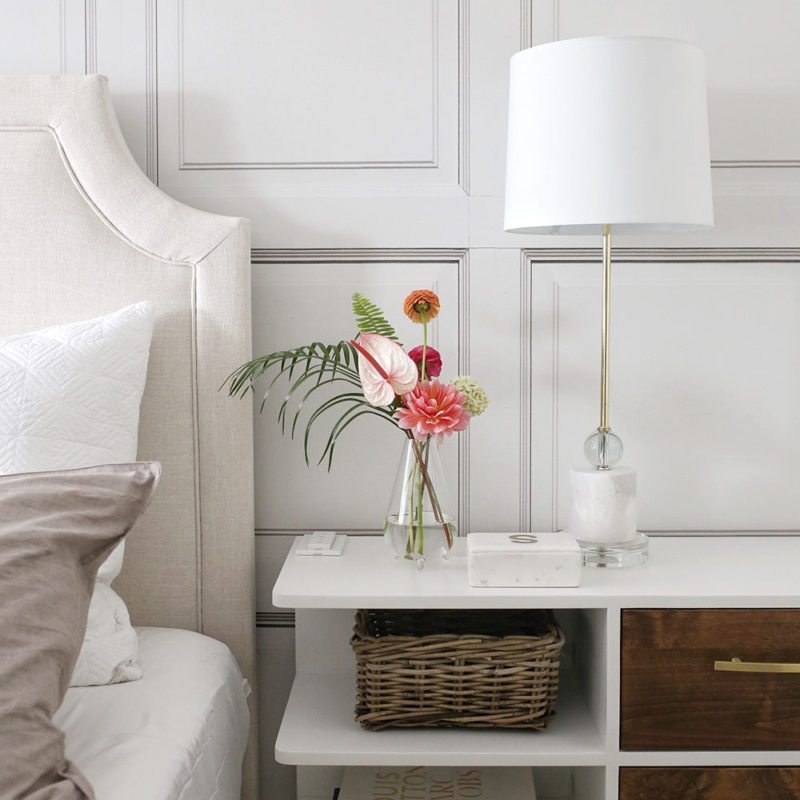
452, 375, 489, 416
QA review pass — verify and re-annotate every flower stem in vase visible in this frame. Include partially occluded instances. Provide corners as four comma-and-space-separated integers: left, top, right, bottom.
407, 431, 453, 549
416, 440, 427, 557
421, 311, 428, 380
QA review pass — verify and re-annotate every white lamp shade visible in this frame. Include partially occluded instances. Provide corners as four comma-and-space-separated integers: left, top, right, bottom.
504, 36, 714, 235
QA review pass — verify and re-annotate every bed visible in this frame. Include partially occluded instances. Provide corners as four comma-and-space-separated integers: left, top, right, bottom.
0, 75, 257, 799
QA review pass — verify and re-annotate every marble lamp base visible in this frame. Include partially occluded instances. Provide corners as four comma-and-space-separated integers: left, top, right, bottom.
568, 466, 649, 568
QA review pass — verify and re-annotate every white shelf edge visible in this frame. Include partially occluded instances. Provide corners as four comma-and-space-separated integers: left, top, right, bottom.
273, 536, 800, 610
276, 671, 607, 768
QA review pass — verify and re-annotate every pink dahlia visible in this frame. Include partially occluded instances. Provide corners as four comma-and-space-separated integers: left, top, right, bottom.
394, 380, 470, 442
407, 345, 442, 378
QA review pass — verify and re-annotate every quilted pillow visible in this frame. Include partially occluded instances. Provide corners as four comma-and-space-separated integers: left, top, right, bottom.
0, 302, 155, 686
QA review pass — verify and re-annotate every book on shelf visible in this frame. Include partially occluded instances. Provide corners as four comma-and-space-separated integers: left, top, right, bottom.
338, 766, 536, 799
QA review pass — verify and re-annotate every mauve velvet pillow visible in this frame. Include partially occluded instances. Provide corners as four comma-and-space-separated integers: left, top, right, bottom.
0, 462, 160, 800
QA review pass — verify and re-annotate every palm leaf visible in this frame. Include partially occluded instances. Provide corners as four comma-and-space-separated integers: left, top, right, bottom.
352, 293, 401, 343
224, 339, 398, 469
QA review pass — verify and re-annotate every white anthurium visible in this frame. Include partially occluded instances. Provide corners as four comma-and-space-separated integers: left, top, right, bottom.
351, 332, 418, 407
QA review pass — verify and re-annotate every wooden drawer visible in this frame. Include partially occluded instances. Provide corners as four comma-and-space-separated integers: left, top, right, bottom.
619, 768, 800, 799
621, 609, 800, 750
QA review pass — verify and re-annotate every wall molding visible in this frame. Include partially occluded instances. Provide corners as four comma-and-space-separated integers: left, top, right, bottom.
523, 247, 800, 264
458, 0, 470, 193
176, 0, 469, 173
251, 247, 471, 534
145, 0, 159, 183
520, 0, 532, 49
518, 250, 532, 530
256, 611, 295, 629
713, 160, 800, 169
458, 248, 471, 532
523, 246, 800, 533
525, 0, 800, 168
60, 0, 68, 73
84, 0, 97, 73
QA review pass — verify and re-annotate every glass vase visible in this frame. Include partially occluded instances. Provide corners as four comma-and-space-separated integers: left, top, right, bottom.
384, 436, 456, 569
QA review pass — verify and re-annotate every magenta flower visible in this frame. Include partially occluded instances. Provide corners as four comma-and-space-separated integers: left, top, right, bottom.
352, 333, 418, 407
394, 380, 470, 442
407, 345, 442, 379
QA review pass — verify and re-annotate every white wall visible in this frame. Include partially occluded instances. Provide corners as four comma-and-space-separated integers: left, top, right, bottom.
3, 2, 800, 797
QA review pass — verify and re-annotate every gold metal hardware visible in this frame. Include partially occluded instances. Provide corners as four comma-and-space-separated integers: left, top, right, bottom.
599, 224, 612, 434
714, 657, 800, 674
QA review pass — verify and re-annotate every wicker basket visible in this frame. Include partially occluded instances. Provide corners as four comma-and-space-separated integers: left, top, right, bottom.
351, 608, 565, 731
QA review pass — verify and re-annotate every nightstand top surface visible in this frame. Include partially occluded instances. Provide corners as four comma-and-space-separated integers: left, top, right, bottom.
273, 534, 800, 609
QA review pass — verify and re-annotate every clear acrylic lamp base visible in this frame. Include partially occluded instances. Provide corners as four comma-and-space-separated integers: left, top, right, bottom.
579, 532, 649, 569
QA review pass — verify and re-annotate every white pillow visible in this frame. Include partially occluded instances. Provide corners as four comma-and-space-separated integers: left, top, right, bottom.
0, 302, 155, 686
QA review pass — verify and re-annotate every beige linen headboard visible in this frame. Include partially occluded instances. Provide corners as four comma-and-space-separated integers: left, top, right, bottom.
0, 74, 256, 797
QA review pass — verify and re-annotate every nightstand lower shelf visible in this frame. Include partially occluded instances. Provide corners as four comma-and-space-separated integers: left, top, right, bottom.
276, 671, 606, 767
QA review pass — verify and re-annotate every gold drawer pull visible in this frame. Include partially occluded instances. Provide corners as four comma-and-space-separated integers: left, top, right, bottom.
714, 657, 800, 674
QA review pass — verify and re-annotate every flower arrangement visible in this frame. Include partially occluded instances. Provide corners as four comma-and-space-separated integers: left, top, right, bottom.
227, 290, 488, 560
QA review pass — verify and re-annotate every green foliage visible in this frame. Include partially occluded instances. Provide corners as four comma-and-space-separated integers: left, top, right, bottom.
352, 293, 401, 343
225, 340, 395, 470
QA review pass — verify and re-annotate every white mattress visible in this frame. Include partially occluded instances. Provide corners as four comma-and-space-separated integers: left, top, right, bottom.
55, 627, 250, 800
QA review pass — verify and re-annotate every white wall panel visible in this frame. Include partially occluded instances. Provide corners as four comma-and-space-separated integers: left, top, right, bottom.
467, 248, 526, 531
155, 0, 467, 245
468, 0, 519, 197
256, 625, 296, 800
530, 251, 800, 533
0, 0, 86, 74
95, 0, 157, 179
538, 0, 800, 166
251, 252, 465, 533
180, 0, 438, 169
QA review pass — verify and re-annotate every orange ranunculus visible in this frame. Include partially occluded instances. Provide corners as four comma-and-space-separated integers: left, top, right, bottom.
403, 289, 441, 323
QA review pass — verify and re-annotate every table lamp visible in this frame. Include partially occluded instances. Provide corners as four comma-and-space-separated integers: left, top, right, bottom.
504, 36, 713, 567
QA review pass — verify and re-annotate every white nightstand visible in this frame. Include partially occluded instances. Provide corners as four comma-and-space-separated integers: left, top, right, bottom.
273, 535, 800, 800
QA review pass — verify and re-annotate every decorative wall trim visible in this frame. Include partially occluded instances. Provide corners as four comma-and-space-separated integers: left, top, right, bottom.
251, 247, 471, 534
458, 249, 471, 533
523, 246, 800, 534
256, 611, 295, 629
60, 0, 68, 73
177, 0, 462, 172
518, 250, 532, 530
520, 0, 532, 49
251, 247, 469, 264
552, 0, 560, 40
84, 0, 97, 73
458, 0, 470, 193
145, 0, 159, 183
255, 529, 383, 536
713, 160, 800, 168
524, 247, 800, 263
527, 0, 800, 168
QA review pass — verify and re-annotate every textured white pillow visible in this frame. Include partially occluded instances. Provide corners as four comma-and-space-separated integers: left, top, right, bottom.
0, 302, 154, 685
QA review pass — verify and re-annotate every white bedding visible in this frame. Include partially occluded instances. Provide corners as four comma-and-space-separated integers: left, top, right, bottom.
55, 627, 250, 800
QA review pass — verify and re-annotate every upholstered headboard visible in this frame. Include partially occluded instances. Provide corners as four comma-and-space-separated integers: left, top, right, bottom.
0, 75, 256, 795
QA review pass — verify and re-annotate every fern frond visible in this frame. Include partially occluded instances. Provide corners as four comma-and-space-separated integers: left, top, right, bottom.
352, 292, 401, 343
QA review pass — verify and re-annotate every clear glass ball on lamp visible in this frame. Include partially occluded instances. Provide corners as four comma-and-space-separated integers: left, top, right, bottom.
584, 429, 623, 470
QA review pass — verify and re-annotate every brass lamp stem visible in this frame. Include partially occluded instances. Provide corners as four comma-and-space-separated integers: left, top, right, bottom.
599, 224, 612, 433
